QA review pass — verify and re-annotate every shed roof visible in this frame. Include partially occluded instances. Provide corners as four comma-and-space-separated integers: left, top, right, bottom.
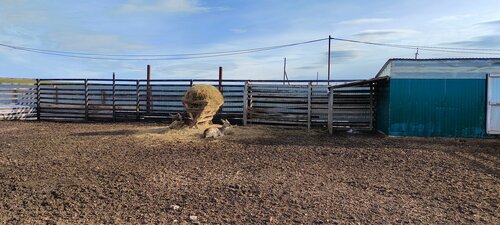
375, 58, 500, 79
329, 76, 388, 90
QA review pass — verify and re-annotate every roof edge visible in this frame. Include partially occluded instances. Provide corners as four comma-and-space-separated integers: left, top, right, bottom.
374, 58, 500, 78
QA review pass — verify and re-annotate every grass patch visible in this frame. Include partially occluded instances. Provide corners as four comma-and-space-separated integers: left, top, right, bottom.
0, 77, 35, 84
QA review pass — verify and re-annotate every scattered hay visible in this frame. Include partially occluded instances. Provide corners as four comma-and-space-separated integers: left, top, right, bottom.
134, 124, 219, 143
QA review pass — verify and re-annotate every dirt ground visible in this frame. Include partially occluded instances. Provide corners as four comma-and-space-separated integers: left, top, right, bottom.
0, 121, 498, 224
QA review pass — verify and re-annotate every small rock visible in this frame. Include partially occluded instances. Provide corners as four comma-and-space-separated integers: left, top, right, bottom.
189, 215, 198, 221
173, 219, 178, 223
170, 204, 180, 210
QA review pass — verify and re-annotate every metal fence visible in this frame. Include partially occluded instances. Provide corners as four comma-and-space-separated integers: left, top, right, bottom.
0, 83, 37, 120
1, 78, 378, 131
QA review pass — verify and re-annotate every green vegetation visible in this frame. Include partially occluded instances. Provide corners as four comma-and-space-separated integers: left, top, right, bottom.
0, 78, 78, 85
0, 77, 35, 84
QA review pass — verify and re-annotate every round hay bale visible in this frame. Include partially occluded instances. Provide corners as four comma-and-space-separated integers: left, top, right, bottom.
182, 84, 224, 107
182, 84, 224, 126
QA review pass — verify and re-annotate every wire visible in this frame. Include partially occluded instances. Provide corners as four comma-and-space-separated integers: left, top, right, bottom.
0, 38, 328, 59
2, 36, 500, 60
331, 37, 500, 55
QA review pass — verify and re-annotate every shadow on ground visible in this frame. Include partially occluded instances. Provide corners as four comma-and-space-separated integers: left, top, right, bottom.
73, 127, 169, 136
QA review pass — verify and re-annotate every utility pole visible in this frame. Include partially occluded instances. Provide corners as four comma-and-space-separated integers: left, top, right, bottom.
328, 35, 332, 85
283, 57, 289, 85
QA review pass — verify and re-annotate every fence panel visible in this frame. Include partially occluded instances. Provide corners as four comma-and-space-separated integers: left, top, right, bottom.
328, 82, 376, 133
246, 83, 310, 127
39, 80, 86, 121
139, 81, 191, 119
4, 79, 369, 130
0, 83, 37, 120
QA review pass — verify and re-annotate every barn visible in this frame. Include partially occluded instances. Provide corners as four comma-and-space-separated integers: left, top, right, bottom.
370, 58, 500, 138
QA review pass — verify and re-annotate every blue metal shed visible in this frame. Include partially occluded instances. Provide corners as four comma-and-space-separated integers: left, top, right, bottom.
374, 58, 500, 138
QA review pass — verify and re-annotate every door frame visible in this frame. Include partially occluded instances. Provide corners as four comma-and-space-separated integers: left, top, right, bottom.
487, 73, 500, 134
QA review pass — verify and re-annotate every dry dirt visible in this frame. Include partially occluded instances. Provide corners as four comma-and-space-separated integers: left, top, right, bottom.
0, 121, 498, 224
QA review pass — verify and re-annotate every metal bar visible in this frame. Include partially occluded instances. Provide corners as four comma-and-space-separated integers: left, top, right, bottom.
369, 82, 374, 130
36, 79, 40, 120
328, 88, 334, 135
218, 66, 223, 92
84, 79, 89, 121
112, 73, 116, 122
307, 82, 312, 130
146, 64, 151, 114
136, 79, 360, 83
136, 80, 140, 121
38, 78, 361, 83
54, 86, 58, 104
243, 81, 249, 126
328, 35, 331, 85
332, 76, 389, 89
38, 79, 87, 81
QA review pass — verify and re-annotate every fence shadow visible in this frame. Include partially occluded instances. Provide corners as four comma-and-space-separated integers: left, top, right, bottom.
225, 126, 383, 147
435, 141, 500, 179
73, 127, 169, 137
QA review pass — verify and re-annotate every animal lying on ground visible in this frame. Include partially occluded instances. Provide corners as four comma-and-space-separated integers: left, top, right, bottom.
168, 113, 185, 129
203, 119, 232, 138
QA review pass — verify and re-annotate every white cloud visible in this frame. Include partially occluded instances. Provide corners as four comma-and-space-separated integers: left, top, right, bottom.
353, 29, 420, 41
118, 0, 209, 13
231, 28, 247, 34
47, 33, 151, 52
338, 18, 392, 25
431, 16, 459, 23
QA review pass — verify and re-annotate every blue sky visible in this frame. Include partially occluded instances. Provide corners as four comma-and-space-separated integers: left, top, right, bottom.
1, 0, 500, 80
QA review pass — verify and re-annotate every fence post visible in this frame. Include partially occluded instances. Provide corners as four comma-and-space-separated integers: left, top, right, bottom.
136, 80, 140, 121
36, 79, 40, 120
328, 87, 334, 135
112, 73, 116, 122
84, 79, 89, 121
218, 66, 223, 92
243, 81, 249, 126
146, 65, 151, 114
369, 82, 374, 131
307, 82, 312, 130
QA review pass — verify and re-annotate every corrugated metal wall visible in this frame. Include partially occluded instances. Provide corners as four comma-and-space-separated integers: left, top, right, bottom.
374, 79, 390, 134
387, 79, 487, 137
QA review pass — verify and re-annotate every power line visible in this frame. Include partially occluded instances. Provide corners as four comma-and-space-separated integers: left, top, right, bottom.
331, 37, 500, 54
2, 36, 500, 61
0, 38, 328, 60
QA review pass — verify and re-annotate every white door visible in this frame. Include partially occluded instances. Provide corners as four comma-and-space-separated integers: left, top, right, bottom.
487, 74, 500, 134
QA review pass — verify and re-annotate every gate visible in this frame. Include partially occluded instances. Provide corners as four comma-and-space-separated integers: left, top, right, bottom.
327, 77, 387, 134
242, 80, 374, 130
487, 74, 500, 134
244, 82, 312, 128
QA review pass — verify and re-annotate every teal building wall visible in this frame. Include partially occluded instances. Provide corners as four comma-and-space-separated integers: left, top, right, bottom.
374, 79, 390, 134
386, 79, 486, 137
374, 59, 500, 138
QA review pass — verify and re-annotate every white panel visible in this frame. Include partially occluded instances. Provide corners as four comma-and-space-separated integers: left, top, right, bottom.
388, 59, 500, 79
487, 74, 500, 134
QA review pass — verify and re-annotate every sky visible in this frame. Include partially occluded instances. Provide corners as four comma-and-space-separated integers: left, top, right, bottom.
1, 0, 500, 80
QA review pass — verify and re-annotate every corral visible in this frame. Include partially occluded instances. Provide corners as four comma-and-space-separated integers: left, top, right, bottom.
0, 121, 498, 224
